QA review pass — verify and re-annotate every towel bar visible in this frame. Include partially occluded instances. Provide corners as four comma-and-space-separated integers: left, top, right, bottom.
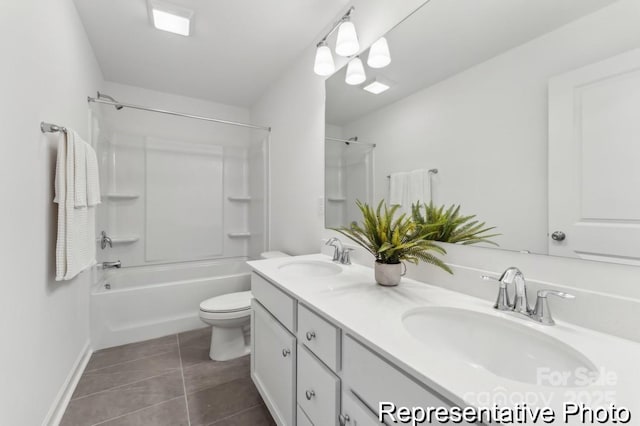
41, 122, 67, 133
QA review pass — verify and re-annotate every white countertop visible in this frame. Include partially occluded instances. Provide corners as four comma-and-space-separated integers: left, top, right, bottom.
248, 254, 640, 424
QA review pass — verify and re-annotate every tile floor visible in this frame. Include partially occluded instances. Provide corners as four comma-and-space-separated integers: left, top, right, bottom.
60, 328, 275, 426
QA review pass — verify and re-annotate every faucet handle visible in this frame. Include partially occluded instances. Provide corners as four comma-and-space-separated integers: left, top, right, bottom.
537, 289, 575, 299
481, 274, 499, 284
532, 289, 575, 325
340, 248, 354, 265
482, 274, 511, 311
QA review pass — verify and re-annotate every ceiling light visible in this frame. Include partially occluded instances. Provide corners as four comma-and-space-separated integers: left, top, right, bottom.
367, 37, 391, 68
314, 42, 335, 76
335, 20, 360, 57
363, 80, 390, 94
345, 57, 366, 85
149, 0, 193, 36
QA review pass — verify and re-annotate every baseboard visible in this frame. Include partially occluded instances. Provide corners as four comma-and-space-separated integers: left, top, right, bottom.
42, 341, 93, 426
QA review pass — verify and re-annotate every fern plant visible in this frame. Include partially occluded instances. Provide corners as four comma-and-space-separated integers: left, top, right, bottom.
332, 200, 452, 274
411, 202, 499, 246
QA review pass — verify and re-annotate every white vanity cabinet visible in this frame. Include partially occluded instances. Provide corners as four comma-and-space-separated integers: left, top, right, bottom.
251, 299, 296, 425
251, 271, 461, 426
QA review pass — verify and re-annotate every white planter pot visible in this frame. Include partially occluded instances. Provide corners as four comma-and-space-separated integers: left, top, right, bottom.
374, 261, 407, 286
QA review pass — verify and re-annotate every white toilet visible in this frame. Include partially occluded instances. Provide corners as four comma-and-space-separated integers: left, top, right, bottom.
199, 251, 289, 361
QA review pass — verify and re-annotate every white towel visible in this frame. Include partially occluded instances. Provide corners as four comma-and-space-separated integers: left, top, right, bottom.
85, 141, 101, 207
55, 130, 97, 281
389, 172, 407, 206
407, 169, 430, 207
73, 138, 87, 207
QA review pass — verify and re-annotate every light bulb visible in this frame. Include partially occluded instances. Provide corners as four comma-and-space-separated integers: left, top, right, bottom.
335, 20, 359, 57
367, 37, 391, 68
345, 57, 366, 85
313, 43, 335, 76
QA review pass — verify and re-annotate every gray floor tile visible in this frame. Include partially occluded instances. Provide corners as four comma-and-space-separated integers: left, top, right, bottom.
182, 355, 250, 394
87, 335, 178, 371
186, 377, 263, 426
60, 371, 184, 426
73, 349, 181, 398
178, 327, 212, 367
208, 404, 275, 426
178, 327, 210, 347
96, 397, 189, 426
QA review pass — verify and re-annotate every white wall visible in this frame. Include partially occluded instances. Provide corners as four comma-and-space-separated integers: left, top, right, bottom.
251, 0, 428, 255
341, 0, 640, 254
0, 0, 104, 424
252, 0, 640, 342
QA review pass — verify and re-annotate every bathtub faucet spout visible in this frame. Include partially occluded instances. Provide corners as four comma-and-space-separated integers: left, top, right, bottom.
102, 260, 122, 269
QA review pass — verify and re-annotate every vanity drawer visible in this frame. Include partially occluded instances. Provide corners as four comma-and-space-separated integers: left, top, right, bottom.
341, 391, 380, 426
297, 345, 340, 426
297, 405, 313, 426
251, 272, 296, 332
343, 335, 456, 421
298, 304, 340, 371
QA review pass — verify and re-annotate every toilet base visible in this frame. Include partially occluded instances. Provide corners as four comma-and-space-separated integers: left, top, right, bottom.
209, 324, 250, 361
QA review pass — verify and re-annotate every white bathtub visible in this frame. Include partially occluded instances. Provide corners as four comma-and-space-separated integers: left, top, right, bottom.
91, 258, 251, 350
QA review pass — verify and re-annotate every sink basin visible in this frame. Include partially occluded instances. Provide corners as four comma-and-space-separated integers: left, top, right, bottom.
278, 260, 342, 277
402, 307, 598, 387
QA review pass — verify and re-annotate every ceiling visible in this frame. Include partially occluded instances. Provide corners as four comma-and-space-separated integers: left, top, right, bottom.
326, 0, 618, 126
73, 0, 349, 107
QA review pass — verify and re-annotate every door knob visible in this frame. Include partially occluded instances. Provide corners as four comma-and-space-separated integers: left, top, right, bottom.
551, 231, 566, 241
282, 348, 290, 357
305, 390, 315, 400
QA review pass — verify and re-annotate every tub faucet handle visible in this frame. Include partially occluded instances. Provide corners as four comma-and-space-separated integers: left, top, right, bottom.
102, 260, 121, 269
100, 231, 113, 249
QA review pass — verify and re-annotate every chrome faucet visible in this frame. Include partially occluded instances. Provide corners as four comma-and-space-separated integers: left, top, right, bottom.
102, 260, 121, 269
100, 231, 113, 249
325, 238, 353, 265
483, 267, 574, 325
531, 289, 575, 325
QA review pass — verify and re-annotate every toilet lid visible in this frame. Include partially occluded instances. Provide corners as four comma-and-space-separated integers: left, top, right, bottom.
200, 291, 252, 313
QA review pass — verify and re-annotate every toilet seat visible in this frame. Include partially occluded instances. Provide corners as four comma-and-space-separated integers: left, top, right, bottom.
200, 291, 252, 314
199, 309, 250, 321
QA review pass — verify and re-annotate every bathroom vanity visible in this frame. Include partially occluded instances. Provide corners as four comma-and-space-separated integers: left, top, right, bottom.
248, 254, 640, 426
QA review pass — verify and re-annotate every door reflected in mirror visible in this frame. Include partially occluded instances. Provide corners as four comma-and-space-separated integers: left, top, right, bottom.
324, 0, 640, 265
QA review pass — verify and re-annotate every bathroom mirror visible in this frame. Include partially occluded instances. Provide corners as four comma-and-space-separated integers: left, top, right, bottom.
325, 0, 640, 265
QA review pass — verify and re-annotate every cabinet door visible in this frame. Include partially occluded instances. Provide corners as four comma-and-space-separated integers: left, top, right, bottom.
252, 300, 296, 425
297, 345, 340, 426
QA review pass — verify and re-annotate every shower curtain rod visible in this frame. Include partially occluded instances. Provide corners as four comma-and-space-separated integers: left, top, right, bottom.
325, 137, 376, 148
87, 97, 271, 132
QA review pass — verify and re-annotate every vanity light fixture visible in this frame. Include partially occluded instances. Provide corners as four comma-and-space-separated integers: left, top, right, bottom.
335, 19, 360, 57
363, 79, 390, 94
313, 7, 359, 76
367, 37, 391, 68
345, 57, 366, 85
148, 0, 193, 36
313, 41, 336, 76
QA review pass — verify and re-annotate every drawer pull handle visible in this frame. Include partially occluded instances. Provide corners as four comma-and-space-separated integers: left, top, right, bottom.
305, 390, 315, 400
282, 348, 291, 357
305, 331, 316, 341
339, 414, 351, 425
